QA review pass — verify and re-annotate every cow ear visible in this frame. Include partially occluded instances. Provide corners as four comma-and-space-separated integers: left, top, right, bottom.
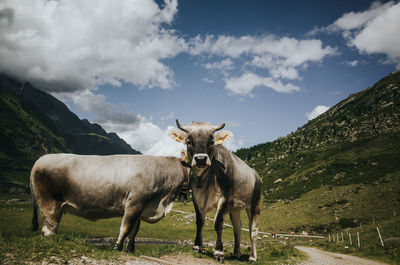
169, 129, 186, 143
214, 130, 232, 145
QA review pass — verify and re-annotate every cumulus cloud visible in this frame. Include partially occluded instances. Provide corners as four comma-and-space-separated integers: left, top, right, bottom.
190, 34, 337, 80
189, 34, 336, 59
0, 0, 185, 93
0, 0, 192, 156
305, 105, 330, 120
224, 72, 300, 96
103, 121, 185, 156
0, 0, 340, 155
311, 1, 400, 68
189, 34, 336, 95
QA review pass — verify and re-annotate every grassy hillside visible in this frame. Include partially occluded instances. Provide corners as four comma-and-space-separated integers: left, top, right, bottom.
236, 70, 400, 231
0, 82, 68, 189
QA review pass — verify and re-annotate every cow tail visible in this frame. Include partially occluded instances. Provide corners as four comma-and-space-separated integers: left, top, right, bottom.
32, 199, 39, 231
30, 172, 39, 231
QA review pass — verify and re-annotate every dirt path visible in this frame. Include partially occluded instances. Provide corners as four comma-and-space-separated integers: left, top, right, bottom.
62, 253, 219, 265
295, 246, 389, 265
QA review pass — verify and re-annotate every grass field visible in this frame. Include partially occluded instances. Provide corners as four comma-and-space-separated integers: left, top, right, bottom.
0, 194, 304, 264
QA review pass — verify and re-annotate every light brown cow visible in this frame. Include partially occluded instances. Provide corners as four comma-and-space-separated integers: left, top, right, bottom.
30, 154, 188, 252
170, 120, 262, 263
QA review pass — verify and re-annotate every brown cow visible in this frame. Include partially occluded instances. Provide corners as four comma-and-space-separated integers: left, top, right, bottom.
170, 120, 262, 263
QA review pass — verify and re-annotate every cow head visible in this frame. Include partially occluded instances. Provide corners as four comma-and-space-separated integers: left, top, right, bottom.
170, 120, 232, 184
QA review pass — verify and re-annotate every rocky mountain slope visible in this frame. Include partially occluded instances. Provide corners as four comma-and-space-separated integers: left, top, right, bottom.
0, 74, 140, 190
236, 70, 400, 231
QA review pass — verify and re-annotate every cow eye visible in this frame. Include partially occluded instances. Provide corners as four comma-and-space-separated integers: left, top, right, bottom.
186, 139, 191, 146
210, 138, 215, 145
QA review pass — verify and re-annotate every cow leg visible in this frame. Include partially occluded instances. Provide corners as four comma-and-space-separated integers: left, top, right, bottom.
229, 211, 242, 259
114, 206, 142, 251
126, 219, 141, 253
246, 207, 260, 263
39, 198, 62, 236
214, 198, 228, 263
193, 200, 205, 252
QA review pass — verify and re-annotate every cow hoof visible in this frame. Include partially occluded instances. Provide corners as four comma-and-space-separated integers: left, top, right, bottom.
214, 250, 224, 264
248, 256, 257, 263
193, 245, 201, 253
214, 256, 224, 264
41, 226, 54, 236
113, 244, 123, 251
233, 252, 241, 260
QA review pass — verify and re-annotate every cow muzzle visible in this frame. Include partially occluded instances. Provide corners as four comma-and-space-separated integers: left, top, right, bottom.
191, 153, 211, 176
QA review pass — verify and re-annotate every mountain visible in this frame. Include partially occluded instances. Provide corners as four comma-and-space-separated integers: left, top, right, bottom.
0, 74, 140, 191
236, 71, 400, 231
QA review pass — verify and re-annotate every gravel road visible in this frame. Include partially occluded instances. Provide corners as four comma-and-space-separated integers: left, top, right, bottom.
296, 246, 389, 265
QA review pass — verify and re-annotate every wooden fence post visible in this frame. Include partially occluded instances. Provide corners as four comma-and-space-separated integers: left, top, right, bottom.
377, 227, 384, 247
337, 233, 339, 243
357, 232, 360, 248
328, 234, 331, 242
341, 231, 344, 242
349, 233, 352, 246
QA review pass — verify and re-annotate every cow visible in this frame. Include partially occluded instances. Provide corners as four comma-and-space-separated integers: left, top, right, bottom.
170, 120, 262, 263
30, 154, 189, 252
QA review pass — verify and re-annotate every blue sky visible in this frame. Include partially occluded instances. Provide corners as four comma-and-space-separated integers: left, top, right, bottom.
1, 0, 399, 155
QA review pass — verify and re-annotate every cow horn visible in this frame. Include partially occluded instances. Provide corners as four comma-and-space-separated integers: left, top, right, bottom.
212, 123, 225, 133
176, 119, 189, 133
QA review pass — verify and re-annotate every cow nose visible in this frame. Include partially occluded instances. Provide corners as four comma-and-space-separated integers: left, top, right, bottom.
194, 155, 208, 166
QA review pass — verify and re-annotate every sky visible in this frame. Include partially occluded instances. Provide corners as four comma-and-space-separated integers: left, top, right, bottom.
1, 0, 399, 155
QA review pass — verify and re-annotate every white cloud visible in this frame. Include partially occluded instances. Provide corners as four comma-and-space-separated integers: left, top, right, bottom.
190, 34, 336, 79
203, 58, 234, 71
189, 34, 336, 60
305, 105, 330, 120
0, 0, 185, 93
189, 34, 336, 94
312, 1, 400, 68
331, 1, 394, 31
103, 122, 185, 156
224, 72, 300, 96
345, 60, 358, 67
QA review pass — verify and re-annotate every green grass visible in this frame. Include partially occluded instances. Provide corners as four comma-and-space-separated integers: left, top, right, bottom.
258, 171, 400, 233
0, 196, 304, 264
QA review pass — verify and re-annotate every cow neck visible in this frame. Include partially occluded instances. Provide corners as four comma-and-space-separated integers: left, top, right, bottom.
198, 161, 219, 188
